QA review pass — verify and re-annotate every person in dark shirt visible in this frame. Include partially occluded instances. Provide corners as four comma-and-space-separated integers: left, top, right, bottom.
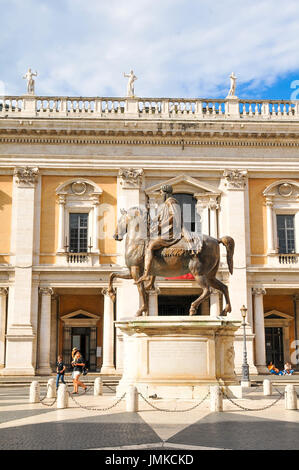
56, 355, 66, 389
71, 350, 87, 394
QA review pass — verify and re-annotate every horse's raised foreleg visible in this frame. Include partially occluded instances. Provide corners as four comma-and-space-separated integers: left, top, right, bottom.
131, 266, 149, 317
208, 277, 231, 316
189, 274, 211, 316
108, 271, 132, 303
144, 276, 156, 292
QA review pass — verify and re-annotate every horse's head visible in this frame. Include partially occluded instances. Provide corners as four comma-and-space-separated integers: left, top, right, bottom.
114, 209, 128, 241
114, 207, 147, 241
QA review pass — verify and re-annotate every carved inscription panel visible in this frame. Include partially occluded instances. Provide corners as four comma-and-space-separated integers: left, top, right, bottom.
148, 340, 209, 377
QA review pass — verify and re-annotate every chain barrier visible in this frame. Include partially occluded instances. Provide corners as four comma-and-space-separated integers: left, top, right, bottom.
138, 390, 210, 413
67, 385, 127, 412
219, 384, 284, 412
39, 384, 57, 407
34, 380, 289, 413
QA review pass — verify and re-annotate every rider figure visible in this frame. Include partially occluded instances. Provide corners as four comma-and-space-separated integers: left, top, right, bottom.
136, 185, 182, 284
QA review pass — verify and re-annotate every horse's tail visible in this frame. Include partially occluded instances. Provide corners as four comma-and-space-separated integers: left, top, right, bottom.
218, 236, 235, 275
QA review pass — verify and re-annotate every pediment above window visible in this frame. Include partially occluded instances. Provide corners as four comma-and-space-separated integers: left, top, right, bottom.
61, 309, 100, 326
145, 174, 221, 200
263, 180, 299, 201
56, 178, 103, 201
264, 309, 293, 321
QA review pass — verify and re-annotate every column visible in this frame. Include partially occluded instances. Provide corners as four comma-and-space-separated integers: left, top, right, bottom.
38, 288, 53, 375
210, 288, 221, 318
50, 294, 58, 370
3, 167, 39, 375
252, 288, 268, 373
209, 201, 219, 238
294, 295, 299, 348
195, 199, 209, 235
0, 288, 8, 368
101, 289, 116, 374
148, 287, 160, 316
57, 195, 65, 252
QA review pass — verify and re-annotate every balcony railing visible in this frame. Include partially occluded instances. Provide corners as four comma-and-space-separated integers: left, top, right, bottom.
267, 253, 299, 267
1, 95, 298, 120
66, 252, 89, 264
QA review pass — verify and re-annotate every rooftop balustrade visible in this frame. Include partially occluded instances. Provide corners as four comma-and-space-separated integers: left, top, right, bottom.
0, 95, 298, 120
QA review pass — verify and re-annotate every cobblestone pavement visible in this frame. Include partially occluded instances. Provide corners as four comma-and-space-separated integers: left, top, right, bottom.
1, 385, 299, 450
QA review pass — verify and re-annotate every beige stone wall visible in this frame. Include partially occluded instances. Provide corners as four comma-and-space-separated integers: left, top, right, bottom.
249, 178, 299, 265
40, 175, 117, 264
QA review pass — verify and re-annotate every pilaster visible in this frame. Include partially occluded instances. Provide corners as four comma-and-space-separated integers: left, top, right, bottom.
222, 169, 257, 375
2, 167, 39, 375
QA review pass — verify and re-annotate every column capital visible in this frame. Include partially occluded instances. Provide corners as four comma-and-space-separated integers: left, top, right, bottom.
252, 287, 266, 296
223, 169, 247, 190
119, 168, 144, 189
14, 166, 39, 187
148, 287, 161, 295
39, 287, 54, 297
58, 194, 66, 205
102, 287, 114, 297
0, 287, 8, 297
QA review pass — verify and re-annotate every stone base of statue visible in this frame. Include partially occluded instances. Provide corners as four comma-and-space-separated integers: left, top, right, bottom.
115, 316, 242, 399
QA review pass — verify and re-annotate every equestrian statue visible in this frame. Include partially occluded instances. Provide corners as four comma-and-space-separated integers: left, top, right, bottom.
108, 185, 234, 317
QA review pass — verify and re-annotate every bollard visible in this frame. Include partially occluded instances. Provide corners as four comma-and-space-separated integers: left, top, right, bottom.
94, 377, 103, 396
263, 379, 272, 396
57, 384, 69, 409
285, 384, 297, 410
29, 381, 40, 403
126, 385, 139, 412
210, 385, 223, 412
47, 378, 56, 398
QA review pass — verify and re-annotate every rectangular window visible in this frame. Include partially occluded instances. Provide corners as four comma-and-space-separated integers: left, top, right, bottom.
277, 214, 295, 254
69, 213, 88, 253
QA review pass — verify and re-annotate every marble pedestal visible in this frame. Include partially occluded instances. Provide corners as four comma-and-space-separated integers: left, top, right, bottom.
115, 316, 241, 399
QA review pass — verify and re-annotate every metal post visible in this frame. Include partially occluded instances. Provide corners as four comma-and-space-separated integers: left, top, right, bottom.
241, 305, 250, 387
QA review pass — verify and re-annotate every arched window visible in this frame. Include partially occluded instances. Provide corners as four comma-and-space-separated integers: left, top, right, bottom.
173, 193, 201, 234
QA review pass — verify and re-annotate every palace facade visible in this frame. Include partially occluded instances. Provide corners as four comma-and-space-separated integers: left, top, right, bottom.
0, 90, 299, 376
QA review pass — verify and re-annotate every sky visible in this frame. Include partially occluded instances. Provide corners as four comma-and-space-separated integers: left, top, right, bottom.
1, 0, 299, 100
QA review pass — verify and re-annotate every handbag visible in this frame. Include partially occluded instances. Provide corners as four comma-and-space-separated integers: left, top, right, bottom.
82, 366, 88, 376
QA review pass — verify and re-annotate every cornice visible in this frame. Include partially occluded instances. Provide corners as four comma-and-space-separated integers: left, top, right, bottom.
1, 132, 299, 147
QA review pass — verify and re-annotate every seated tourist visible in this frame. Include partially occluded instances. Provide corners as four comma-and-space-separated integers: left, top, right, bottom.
283, 362, 294, 375
267, 362, 283, 375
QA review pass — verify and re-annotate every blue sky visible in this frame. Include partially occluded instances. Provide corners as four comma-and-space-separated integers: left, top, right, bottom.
1, 0, 299, 99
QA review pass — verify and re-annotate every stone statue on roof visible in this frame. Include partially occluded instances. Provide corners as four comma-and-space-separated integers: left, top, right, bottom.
123, 70, 137, 97
227, 72, 237, 97
23, 68, 38, 95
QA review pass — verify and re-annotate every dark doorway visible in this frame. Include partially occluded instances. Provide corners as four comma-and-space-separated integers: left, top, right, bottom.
265, 327, 284, 369
158, 295, 201, 316
71, 327, 90, 368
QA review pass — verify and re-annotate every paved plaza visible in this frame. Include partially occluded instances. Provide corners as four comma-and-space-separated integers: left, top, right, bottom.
1, 378, 299, 451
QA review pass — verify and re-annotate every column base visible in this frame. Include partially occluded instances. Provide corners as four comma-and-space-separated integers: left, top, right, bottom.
36, 367, 53, 376
256, 365, 269, 374
0, 367, 35, 376
100, 366, 117, 375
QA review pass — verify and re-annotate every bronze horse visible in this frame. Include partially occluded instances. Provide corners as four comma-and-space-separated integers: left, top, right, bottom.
108, 207, 234, 317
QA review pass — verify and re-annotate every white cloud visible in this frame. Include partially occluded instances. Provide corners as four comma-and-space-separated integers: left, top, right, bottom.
1, 0, 299, 98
